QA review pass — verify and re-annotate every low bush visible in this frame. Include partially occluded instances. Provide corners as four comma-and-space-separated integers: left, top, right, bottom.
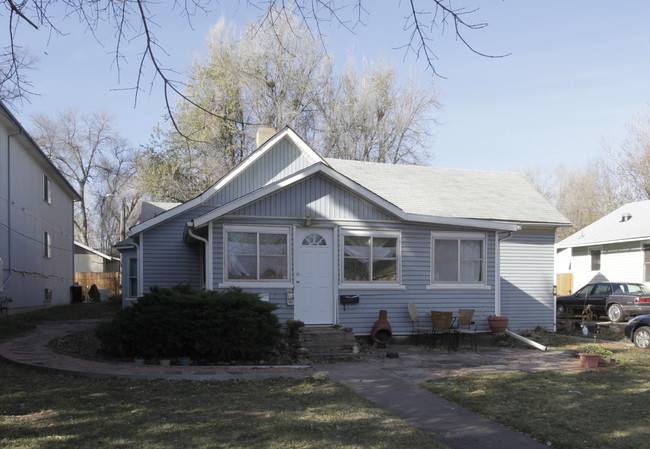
95, 285, 280, 362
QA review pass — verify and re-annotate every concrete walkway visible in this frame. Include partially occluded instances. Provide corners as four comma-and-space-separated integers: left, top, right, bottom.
0, 320, 584, 448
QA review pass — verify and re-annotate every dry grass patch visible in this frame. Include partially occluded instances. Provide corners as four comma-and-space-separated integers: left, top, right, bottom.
424, 331, 650, 449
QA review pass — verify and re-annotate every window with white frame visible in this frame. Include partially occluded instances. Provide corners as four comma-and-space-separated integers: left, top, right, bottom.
342, 230, 400, 283
43, 231, 51, 258
128, 258, 138, 297
43, 174, 51, 204
431, 232, 486, 285
225, 226, 289, 281
644, 245, 650, 282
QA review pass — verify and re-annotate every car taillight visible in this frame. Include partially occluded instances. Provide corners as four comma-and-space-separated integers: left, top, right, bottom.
635, 297, 650, 303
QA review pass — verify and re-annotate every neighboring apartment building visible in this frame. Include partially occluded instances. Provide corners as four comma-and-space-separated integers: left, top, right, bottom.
0, 102, 80, 314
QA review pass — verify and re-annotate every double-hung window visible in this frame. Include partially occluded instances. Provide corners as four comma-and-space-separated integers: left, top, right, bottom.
128, 258, 138, 298
341, 229, 401, 286
590, 248, 601, 271
430, 232, 486, 288
225, 226, 289, 282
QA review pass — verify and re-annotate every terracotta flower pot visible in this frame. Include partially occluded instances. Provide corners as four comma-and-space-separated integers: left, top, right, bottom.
579, 353, 600, 369
487, 316, 509, 335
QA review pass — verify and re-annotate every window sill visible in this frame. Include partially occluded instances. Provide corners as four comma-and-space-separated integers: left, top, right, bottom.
339, 283, 406, 290
219, 281, 293, 289
426, 283, 491, 290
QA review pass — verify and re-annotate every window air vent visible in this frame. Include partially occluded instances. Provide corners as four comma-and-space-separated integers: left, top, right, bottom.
621, 212, 632, 222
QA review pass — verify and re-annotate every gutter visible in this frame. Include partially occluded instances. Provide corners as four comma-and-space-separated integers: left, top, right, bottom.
186, 225, 212, 290
505, 329, 547, 351
494, 231, 515, 317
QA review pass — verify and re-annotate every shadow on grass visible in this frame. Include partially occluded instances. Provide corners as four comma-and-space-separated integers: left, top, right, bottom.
0, 361, 446, 449
423, 347, 650, 449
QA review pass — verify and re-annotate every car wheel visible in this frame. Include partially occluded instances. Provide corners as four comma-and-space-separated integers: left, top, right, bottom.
557, 303, 567, 319
634, 326, 650, 349
607, 303, 624, 323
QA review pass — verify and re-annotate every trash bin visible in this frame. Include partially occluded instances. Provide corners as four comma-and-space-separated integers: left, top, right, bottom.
70, 284, 83, 304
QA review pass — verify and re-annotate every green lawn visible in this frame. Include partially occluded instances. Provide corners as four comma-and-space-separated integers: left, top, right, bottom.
0, 302, 446, 449
423, 333, 650, 449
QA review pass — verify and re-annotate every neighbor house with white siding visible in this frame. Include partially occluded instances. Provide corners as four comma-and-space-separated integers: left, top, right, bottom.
117, 127, 570, 334
1, 102, 80, 313
556, 200, 650, 294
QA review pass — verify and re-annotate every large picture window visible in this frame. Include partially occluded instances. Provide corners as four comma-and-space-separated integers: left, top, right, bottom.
431, 232, 486, 285
225, 226, 289, 281
342, 230, 400, 283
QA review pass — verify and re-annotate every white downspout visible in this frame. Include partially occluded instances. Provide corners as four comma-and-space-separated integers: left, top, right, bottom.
187, 224, 212, 290
495, 231, 515, 317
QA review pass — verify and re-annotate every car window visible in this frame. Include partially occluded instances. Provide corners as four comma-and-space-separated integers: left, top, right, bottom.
593, 284, 612, 295
626, 283, 650, 294
575, 285, 594, 297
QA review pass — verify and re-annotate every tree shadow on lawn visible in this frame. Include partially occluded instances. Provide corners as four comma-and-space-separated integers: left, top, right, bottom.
0, 361, 445, 449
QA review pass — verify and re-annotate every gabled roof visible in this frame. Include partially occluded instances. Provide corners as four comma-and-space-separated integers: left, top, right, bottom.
326, 159, 571, 225
74, 241, 119, 261
190, 163, 521, 232
129, 127, 323, 235
0, 102, 81, 201
556, 200, 650, 248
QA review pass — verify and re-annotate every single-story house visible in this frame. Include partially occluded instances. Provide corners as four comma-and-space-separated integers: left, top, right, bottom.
556, 200, 650, 293
117, 127, 570, 335
74, 242, 120, 273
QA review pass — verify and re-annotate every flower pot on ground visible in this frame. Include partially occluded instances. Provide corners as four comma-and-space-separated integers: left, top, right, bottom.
487, 316, 509, 335
178, 357, 191, 366
579, 353, 600, 369
159, 359, 171, 366
579, 344, 613, 368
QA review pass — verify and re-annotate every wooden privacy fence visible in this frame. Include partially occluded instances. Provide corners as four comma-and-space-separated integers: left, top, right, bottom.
74, 272, 122, 297
556, 273, 574, 296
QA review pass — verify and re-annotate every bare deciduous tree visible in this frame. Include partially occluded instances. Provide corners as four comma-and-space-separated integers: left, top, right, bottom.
318, 59, 439, 164
31, 109, 137, 247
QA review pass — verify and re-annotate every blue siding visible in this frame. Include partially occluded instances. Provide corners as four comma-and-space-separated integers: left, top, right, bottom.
140, 205, 215, 293
500, 228, 556, 331
206, 137, 315, 206
233, 174, 395, 221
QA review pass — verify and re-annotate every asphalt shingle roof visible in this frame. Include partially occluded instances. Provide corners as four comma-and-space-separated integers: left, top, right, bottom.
325, 158, 570, 225
556, 200, 650, 248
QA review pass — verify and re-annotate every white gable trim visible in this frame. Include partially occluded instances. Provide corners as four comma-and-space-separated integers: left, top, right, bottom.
74, 241, 118, 261
130, 127, 324, 235
189, 163, 521, 232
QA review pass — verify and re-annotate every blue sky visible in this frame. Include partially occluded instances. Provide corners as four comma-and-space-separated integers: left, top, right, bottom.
10, 1, 650, 172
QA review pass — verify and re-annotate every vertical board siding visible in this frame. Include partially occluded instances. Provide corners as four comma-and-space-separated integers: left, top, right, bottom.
233, 174, 394, 221
500, 229, 556, 331
207, 138, 315, 206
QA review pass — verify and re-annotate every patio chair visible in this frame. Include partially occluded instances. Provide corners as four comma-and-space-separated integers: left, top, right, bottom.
408, 302, 433, 345
455, 309, 475, 329
456, 307, 485, 351
431, 310, 457, 352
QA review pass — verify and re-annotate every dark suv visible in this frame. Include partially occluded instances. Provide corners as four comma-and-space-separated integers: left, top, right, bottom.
556, 282, 650, 322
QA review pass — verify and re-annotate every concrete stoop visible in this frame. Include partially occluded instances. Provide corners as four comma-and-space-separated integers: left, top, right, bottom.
298, 325, 362, 362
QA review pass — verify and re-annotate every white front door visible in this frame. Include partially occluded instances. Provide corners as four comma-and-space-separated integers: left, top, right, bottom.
294, 227, 335, 325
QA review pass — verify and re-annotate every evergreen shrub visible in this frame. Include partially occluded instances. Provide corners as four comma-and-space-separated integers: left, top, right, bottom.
96, 285, 280, 361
